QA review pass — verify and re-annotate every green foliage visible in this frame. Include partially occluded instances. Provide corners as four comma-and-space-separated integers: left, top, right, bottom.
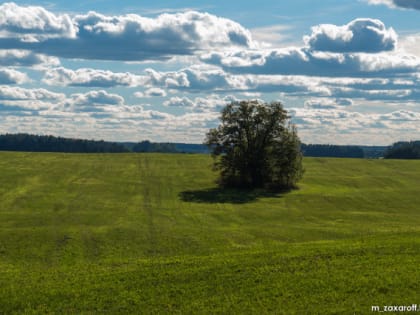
384, 141, 420, 159
0, 133, 129, 153
205, 100, 303, 189
1, 153, 420, 313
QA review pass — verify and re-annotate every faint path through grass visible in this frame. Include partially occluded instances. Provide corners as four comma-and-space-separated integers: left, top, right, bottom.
138, 155, 157, 256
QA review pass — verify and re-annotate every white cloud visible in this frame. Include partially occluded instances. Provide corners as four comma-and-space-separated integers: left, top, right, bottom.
0, 50, 60, 67
304, 98, 353, 109
379, 110, 420, 121
72, 90, 124, 105
202, 47, 420, 77
143, 88, 167, 98
0, 3, 255, 61
145, 66, 250, 91
399, 33, 420, 57
163, 95, 238, 112
0, 2, 77, 41
163, 96, 195, 108
201, 18, 419, 79
43, 67, 147, 87
0, 68, 29, 84
366, 0, 395, 7
67, 90, 125, 112
0, 86, 64, 100
0, 4, 418, 145
58, 90, 172, 121
1, 87, 418, 145
305, 18, 397, 53
290, 107, 420, 144
366, 0, 420, 10
143, 65, 419, 102
0, 86, 65, 111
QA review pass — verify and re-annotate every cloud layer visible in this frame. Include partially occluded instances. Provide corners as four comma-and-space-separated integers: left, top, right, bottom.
0, 3, 418, 145
0, 3, 254, 61
202, 48, 420, 77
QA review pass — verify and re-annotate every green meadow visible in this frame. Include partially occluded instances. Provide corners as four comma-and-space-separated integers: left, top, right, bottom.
0, 152, 420, 314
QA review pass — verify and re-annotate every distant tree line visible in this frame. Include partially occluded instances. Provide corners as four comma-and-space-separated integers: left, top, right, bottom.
384, 141, 420, 159
125, 140, 178, 153
1, 133, 418, 159
301, 144, 364, 158
0, 134, 206, 154
0, 134, 129, 153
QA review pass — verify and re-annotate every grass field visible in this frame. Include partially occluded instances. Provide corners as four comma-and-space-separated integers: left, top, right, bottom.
0, 152, 420, 314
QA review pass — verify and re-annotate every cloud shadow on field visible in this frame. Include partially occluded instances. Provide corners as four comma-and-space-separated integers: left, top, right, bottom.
179, 187, 288, 204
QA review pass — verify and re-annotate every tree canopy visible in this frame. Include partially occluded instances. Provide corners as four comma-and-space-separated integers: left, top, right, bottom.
205, 100, 303, 189
384, 141, 420, 159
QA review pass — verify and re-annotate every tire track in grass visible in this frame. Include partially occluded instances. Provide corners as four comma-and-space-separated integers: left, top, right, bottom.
144, 185, 157, 256
139, 155, 157, 256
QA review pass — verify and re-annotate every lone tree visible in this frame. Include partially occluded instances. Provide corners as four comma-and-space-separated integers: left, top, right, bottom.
205, 100, 303, 189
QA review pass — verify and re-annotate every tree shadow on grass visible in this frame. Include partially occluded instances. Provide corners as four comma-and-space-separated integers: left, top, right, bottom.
179, 187, 290, 204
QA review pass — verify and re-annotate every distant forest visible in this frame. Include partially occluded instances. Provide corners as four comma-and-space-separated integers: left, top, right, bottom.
384, 141, 420, 159
300, 144, 364, 158
0, 133, 418, 159
0, 134, 176, 154
0, 133, 128, 153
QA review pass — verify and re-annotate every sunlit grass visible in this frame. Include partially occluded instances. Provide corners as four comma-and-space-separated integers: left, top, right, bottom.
0, 152, 419, 314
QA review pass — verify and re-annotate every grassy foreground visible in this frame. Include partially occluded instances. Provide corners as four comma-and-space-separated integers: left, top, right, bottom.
0, 152, 419, 314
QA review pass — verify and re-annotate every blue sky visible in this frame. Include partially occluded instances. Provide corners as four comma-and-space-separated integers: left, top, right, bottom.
0, 0, 419, 144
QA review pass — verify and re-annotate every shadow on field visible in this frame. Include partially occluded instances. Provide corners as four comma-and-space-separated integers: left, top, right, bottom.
179, 187, 287, 204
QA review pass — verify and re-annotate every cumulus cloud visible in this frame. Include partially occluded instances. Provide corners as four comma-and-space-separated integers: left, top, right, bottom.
144, 66, 335, 96
163, 96, 195, 108
0, 86, 64, 111
143, 65, 419, 102
143, 88, 167, 98
0, 2, 76, 41
163, 95, 238, 112
0, 3, 254, 61
305, 18, 397, 53
291, 107, 420, 129
366, 0, 420, 10
145, 66, 250, 91
109, 107, 172, 120
318, 76, 420, 101
43, 67, 147, 87
379, 109, 420, 121
304, 98, 353, 109
0, 68, 29, 84
67, 90, 125, 112
0, 86, 64, 100
400, 33, 420, 57
202, 47, 420, 77
290, 107, 420, 144
0, 50, 60, 67
201, 18, 419, 79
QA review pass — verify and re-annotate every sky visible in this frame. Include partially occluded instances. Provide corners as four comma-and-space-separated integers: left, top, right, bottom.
0, 0, 419, 145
